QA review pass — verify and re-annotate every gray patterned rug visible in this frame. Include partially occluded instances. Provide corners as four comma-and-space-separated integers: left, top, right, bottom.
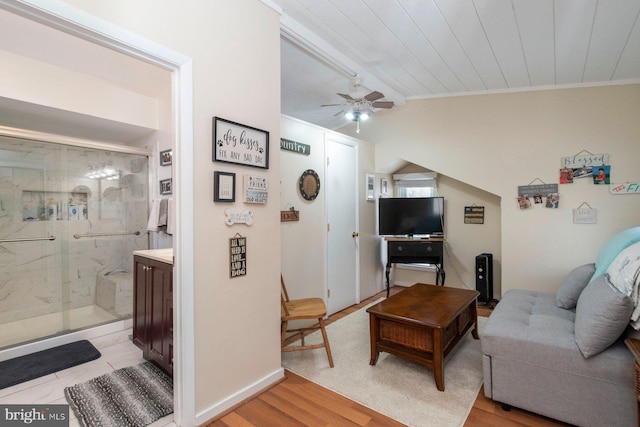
65, 362, 173, 427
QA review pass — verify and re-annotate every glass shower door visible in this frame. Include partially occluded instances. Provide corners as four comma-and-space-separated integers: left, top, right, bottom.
0, 136, 149, 350
0, 138, 66, 348
64, 145, 149, 332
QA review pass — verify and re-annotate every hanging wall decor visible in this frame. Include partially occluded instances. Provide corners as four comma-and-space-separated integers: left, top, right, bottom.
464, 206, 485, 224
610, 183, 640, 195
224, 208, 253, 226
243, 174, 268, 204
160, 149, 172, 166
213, 116, 269, 169
517, 179, 558, 210
573, 202, 597, 224
299, 169, 320, 201
560, 151, 610, 184
380, 178, 389, 196
280, 137, 311, 155
366, 174, 375, 201
280, 207, 299, 222
229, 233, 247, 278
160, 178, 172, 195
214, 171, 236, 202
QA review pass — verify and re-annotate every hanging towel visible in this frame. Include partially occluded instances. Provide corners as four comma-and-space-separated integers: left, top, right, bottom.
167, 198, 175, 235
158, 198, 168, 227
147, 199, 161, 231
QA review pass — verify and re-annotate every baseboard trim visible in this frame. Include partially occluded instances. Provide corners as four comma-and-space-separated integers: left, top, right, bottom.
195, 367, 285, 425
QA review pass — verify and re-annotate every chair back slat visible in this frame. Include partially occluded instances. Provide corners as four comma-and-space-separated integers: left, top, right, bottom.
281, 275, 290, 317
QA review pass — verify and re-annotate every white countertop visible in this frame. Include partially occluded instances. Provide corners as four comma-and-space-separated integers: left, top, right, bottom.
133, 248, 173, 265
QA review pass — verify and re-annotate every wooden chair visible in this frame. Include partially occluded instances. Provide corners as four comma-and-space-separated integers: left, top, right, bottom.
280, 275, 334, 368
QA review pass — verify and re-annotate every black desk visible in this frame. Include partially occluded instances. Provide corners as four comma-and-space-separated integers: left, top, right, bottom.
385, 237, 445, 297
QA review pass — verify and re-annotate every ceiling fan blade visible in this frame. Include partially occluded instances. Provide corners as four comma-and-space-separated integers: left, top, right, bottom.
333, 110, 345, 117
337, 93, 355, 101
321, 103, 343, 107
371, 101, 394, 109
364, 91, 385, 102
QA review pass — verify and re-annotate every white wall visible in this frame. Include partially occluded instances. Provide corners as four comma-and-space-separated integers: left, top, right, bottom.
27, 0, 283, 420
345, 84, 640, 294
280, 115, 382, 305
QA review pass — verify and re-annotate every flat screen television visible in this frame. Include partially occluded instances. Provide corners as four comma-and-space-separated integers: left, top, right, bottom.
378, 197, 444, 237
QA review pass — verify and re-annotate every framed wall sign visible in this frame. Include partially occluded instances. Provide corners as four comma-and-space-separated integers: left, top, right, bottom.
213, 116, 269, 169
243, 174, 268, 204
229, 233, 247, 278
214, 171, 236, 202
160, 178, 172, 195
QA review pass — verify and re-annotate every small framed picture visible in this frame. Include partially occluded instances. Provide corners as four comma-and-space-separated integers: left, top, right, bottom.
214, 171, 236, 202
160, 178, 172, 195
381, 178, 389, 196
160, 149, 172, 166
366, 174, 375, 201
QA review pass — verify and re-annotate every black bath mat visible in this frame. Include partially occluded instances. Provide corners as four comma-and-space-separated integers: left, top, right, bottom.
0, 340, 101, 389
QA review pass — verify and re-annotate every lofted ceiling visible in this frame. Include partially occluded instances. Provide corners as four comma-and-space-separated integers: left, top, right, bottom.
277, 0, 640, 131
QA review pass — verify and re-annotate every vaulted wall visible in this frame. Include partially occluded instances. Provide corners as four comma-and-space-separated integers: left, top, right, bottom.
347, 84, 640, 294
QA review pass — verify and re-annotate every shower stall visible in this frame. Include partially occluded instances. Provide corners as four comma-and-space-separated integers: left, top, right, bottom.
0, 134, 149, 352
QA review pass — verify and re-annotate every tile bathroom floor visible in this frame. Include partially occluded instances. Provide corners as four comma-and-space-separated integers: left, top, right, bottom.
0, 328, 176, 427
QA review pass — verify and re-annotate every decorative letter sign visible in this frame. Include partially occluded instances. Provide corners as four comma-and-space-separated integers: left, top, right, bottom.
243, 175, 268, 204
610, 183, 640, 195
213, 117, 269, 169
229, 234, 247, 278
573, 208, 597, 224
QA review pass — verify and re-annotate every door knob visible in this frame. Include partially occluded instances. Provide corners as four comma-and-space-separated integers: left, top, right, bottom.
352, 232, 359, 237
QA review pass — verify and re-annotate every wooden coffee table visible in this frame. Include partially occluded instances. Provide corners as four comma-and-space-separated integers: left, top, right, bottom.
367, 283, 479, 391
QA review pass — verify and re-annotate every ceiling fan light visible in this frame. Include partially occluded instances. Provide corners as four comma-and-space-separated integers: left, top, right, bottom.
345, 111, 354, 120
360, 112, 370, 121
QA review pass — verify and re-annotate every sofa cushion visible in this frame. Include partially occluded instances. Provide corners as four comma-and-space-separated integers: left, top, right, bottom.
575, 275, 633, 358
556, 263, 596, 309
482, 289, 632, 386
592, 226, 640, 282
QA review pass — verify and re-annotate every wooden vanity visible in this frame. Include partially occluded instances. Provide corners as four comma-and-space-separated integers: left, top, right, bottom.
132, 249, 173, 378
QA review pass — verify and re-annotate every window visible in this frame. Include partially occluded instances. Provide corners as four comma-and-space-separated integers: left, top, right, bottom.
393, 172, 437, 198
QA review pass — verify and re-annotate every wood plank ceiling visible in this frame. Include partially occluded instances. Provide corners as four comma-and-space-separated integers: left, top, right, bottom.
277, 0, 640, 130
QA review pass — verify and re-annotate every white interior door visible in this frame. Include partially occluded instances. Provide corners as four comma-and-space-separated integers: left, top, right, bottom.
326, 137, 358, 315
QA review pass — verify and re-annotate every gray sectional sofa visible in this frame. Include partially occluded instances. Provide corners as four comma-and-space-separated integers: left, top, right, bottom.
481, 227, 640, 427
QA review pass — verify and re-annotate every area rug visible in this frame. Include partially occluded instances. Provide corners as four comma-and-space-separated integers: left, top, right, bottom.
0, 340, 101, 389
282, 300, 487, 427
65, 361, 173, 427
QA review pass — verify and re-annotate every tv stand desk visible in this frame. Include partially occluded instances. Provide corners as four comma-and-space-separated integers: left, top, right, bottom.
385, 237, 445, 297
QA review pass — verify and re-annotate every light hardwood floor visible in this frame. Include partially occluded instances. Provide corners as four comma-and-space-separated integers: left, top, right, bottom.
206, 286, 570, 427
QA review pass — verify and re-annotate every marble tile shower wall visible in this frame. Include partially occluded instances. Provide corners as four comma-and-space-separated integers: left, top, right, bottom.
0, 138, 148, 325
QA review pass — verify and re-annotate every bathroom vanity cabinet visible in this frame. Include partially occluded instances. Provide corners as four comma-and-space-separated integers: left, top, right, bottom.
133, 250, 173, 378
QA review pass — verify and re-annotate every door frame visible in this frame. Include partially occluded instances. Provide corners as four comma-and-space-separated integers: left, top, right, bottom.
0, 1, 195, 425
324, 133, 360, 313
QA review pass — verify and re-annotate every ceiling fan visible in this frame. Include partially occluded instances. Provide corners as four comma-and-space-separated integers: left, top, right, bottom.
321, 76, 395, 133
